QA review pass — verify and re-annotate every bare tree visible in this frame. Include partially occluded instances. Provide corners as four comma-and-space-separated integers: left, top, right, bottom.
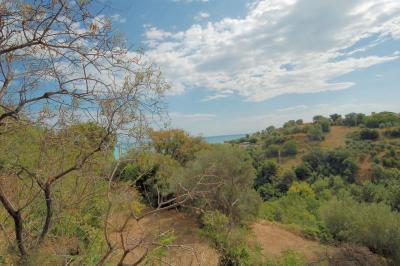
0, 0, 168, 259
97, 161, 222, 266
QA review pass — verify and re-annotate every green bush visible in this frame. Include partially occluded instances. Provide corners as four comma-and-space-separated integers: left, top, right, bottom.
302, 149, 358, 182
359, 129, 380, 140
182, 145, 262, 223
320, 197, 400, 263
307, 125, 324, 141
384, 127, 400, 138
265, 144, 280, 158
201, 211, 264, 266
260, 183, 329, 240
363, 112, 400, 128
255, 160, 279, 188
282, 140, 298, 156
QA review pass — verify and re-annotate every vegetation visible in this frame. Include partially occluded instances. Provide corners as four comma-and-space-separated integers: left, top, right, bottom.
239, 111, 400, 264
0, 1, 399, 265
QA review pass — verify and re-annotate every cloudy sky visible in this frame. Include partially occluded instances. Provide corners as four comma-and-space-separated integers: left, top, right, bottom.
104, 0, 400, 136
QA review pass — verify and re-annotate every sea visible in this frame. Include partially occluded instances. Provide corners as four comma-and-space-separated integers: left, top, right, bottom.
203, 134, 247, 144
114, 133, 247, 158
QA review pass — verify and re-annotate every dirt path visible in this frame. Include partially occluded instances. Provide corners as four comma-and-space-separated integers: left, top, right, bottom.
322, 126, 356, 149
251, 221, 336, 261
251, 220, 384, 265
110, 210, 219, 266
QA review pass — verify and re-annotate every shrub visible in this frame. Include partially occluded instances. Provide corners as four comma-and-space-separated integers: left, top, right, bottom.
343, 113, 365, 127
307, 125, 324, 141
294, 164, 312, 180
313, 116, 331, 133
320, 197, 400, 263
201, 211, 264, 266
182, 145, 261, 223
255, 160, 278, 188
302, 149, 358, 182
363, 112, 400, 129
265, 144, 280, 158
359, 129, 379, 140
282, 140, 298, 156
260, 185, 327, 240
384, 127, 400, 138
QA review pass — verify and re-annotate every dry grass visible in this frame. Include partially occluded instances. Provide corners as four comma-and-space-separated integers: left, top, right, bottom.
251, 220, 337, 261
109, 210, 219, 266
251, 220, 385, 265
322, 126, 356, 149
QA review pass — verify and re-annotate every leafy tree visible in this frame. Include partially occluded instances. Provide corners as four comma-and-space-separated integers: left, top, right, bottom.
0, 0, 168, 261
255, 160, 279, 188
302, 149, 358, 182
313, 116, 331, 132
343, 113, 365, 127
116, 150, 182, 205
282, 140, 298, 156
182, 145, 261, 223
330, 113, 342, 124
283, 120, 296, 128
149, 128, 210, 165
295, 164, 312, 181
265, 144, 280, 158
363, 112, 400, 128
307, 125, 324, 141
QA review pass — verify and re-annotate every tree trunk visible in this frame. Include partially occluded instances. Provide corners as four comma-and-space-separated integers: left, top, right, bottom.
0, 186, 27, 257
39, 183, 52, 243
14, 211, 27, 257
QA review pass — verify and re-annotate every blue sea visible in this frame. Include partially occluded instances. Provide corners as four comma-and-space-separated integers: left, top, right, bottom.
203, 134, 247, 144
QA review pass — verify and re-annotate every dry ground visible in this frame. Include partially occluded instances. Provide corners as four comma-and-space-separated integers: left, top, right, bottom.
109, 210, 219, 266
251, 220, 384, 266
321, 126, 356, 149
252, 220, 337, 262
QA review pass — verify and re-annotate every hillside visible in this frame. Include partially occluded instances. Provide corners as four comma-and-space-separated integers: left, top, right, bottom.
1, 111, 400, 265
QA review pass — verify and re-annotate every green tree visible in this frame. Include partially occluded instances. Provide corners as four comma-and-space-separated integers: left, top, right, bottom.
149, 128, 210, 165
282, 140, 298, 156
307, 125, 324, 141
182, 145, 261, 223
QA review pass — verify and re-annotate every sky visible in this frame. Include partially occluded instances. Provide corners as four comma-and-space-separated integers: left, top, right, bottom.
101, 0, 400, 136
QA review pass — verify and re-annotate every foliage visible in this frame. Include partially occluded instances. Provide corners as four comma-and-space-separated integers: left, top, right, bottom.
363, 112, 400, 128
282, 140, 298, 156
182, 145, 262, 223
384, 127, 400, 138
149, 128, 210, 165
260, 183, 328, 240
307, 125, 324, 141
358, 128, 380, 140
116, 150, 182, 205
343, 113, 365, 127
255, 160, 279, 188
313, 116, 331, 133
330, 113, 342, 125
320, 197, 400, 263
301, 149, 358, 182
201, 211, 264, 266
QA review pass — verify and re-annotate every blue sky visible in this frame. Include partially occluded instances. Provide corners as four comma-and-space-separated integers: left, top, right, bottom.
102, 0, 400, 136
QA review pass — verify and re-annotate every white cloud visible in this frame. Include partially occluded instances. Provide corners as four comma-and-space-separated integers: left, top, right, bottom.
110, 14, 127, 24
194, 11, 210, 21
169, 112, 216, 120
170, 0, 210, 2
144, 0, 400, 101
